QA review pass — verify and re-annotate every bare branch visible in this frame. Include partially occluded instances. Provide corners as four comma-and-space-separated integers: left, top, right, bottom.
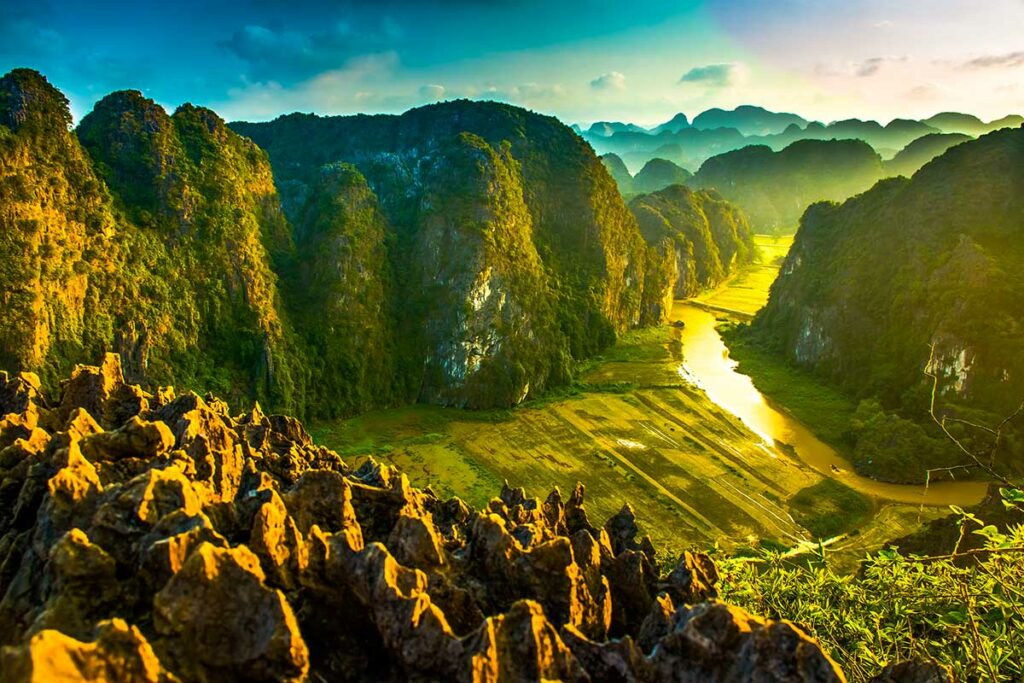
925, 343, 1015, 486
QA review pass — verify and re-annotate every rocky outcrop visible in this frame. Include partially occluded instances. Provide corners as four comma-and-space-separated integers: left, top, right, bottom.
0, 356, 854, 681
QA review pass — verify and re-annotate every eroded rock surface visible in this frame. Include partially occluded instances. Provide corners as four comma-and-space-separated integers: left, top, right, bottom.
0, 357, 859, 681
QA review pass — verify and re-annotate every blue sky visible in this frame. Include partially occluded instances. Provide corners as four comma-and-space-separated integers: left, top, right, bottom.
2, 0, 1022, 125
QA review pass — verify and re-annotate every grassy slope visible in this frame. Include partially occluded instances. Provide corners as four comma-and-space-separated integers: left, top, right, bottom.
722, 331, 857, 448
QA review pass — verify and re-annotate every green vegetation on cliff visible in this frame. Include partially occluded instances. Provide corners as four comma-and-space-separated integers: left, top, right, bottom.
885, 132, 972, 178
747, 126, 1024, 479
1, 70, 688, 416
629, 185, 755, 298
0, 70, 307, 412
631, 158, 693, 195
599, 152, 634, 195
287, 163, 397, 416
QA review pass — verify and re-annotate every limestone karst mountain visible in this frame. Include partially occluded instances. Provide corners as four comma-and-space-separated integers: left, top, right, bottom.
884, 132, 972, 178
649, 112, 691, 135
0, 69, 307, 414
749, 125, 1024, 477
600, 152, 635, 195
631, 158, 694, 195
629, 185, 755, 298
1, 69, 694, 416
691, 105, 808, 136
692, 139, 885, 234
231, 100, 661, 346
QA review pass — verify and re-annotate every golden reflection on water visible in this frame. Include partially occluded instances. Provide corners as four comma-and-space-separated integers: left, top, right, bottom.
670, 302, 988, 507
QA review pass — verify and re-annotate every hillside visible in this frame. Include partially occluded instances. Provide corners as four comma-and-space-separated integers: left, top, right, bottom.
0, 70, 683, 416
749, 126, 1024, 476
631, 158, 693, 195
599, 152, 634, 195
0, 69, 308, 414
885, 133, 972, 177
629, 185, 755, 297
232, 101, 665, 355
692, 139, 885, 234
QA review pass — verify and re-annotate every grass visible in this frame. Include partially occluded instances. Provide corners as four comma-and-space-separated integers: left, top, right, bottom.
788, 479, 873, 539
722, 328, 857, 448
311, 342, 827, 560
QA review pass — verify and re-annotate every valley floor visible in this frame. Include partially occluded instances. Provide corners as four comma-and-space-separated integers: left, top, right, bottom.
310, 236, 961, 565
692, 234, 793, 317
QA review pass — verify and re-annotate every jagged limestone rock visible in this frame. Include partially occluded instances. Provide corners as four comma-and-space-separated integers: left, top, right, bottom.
0, 356, 866, 681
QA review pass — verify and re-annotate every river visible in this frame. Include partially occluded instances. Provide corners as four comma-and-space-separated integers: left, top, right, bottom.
671, 302, 989, 507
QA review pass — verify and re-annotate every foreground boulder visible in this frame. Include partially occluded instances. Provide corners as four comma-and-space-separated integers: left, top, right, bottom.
0, 356, 852, 681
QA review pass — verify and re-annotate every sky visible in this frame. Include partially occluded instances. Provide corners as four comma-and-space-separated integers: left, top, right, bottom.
1, 0, 1022, 126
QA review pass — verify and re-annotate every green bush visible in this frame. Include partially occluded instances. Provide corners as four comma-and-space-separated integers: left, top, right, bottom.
719, 488, 1024, 681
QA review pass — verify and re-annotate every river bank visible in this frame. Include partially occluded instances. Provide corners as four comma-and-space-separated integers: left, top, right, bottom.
309, 236, 983, 562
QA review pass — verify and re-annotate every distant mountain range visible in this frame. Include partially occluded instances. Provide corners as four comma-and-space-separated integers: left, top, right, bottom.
580, 105, 1021, 174
589, 106, 1019, 235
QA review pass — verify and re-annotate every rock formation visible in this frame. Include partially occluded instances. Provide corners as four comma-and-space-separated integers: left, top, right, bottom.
0, 355, 856, 681
1, 69, 679, 416
630, 185, 755, 299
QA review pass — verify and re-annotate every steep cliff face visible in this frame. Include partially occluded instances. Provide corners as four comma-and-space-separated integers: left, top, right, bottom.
0, 70, 110, 380
629, 186, 755, 298
752, 127, 1024, 466
0, 71, 672, 414
693, 139, 884, 234
407, 134, 566, 407
77, 91, 303, 409
288, 164, 396, 416
232, 100, 654, 359
0, 70, 306, 413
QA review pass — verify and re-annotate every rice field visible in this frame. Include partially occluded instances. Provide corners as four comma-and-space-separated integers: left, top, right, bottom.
694, 234, 794, 316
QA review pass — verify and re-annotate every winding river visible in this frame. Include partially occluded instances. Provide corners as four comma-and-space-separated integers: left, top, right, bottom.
671, 302, 989, 507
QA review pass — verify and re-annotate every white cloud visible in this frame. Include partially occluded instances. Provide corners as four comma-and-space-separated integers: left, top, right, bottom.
590, 71, 626, 90
679, 63, 748, 88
